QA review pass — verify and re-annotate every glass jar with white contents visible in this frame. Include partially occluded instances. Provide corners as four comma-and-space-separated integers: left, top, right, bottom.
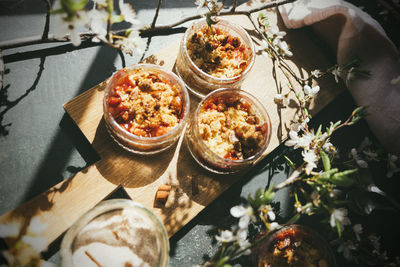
61, 199, 169, 267
186, 88, 272, 174
175, 19, 255, 98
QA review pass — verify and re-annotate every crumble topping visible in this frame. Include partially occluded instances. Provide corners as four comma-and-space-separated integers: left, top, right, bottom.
187, 26, 250, 78
198, 96, 267, 160
107, 68, 183, 137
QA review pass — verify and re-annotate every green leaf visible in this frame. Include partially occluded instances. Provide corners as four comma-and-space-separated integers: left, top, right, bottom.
206, 12, 218, 27
50, 8, 65, 14
320, 150, 331, 171
317, 168, 338, 180
286, 213, 301, 225
284, 155, 295, 169
262, 186, 275, 204
72, 0, 88, 10
112, 15, 124, 23
335, 219, 342, 237
316, 124, 322, 137
331, 169, 358, 187
215, 256, 230, 267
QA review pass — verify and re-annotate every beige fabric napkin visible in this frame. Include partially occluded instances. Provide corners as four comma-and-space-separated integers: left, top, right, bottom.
279, 0, 400, 154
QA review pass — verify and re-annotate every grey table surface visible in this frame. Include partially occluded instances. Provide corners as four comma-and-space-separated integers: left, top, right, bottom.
1, 0, 398, 266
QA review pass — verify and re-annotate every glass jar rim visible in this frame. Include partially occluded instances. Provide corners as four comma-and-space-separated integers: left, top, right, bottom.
192, 88, 272, 165
61, 199, 170, 267
103, 63, 190, 143
182, 18, 256, 83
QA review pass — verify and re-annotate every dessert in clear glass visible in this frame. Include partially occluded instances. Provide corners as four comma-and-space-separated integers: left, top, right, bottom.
61, 199, 169, 267
186, 88, 271, 174
175, 19, 255, 98
253, 224, 337, 267
103, 64, 190, 154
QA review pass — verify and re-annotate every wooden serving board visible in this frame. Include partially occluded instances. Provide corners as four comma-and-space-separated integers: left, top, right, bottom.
0, 5, 344, 250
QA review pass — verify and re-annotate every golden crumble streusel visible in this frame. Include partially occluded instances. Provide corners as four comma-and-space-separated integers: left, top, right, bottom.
187, 26, 250, 78
198, 96, 267, 160
107, 68, 184, 137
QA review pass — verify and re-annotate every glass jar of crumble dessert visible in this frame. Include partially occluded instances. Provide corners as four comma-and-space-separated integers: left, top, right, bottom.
61, 199, 169, 267
253, 225, 336, 267
103, 64, 190, 154
175, 19, 255, 98
186, 88, 272, 174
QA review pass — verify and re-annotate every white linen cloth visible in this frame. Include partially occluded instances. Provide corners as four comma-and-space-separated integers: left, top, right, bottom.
279, 0, 400, 154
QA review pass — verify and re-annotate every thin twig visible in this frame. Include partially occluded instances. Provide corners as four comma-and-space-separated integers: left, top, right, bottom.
85, 250, 103, 267
42, 0, 51, 40
0, 0, 296, 50
247, 13, 309, 124
0, 50, 3, 89
151, 0, 163, 28
274, 167, 302, 190
231, 0, 237, 12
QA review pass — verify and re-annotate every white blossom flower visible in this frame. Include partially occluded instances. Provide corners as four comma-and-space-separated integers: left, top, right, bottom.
329, 189, 342, 199
353, 224, 363, 241
269, 27, 286, 39
362, 150, 378, 161
195, 0, 206, 8
274, 93, 289, 107
387, 153, 400, 178
302, 150, 318, 174
322, 140, 334, 152
337, 240, 356, 261
119, 0, 140, 25
215, 230, 235, 243
298, 132, 314, 149
53, 12, 88, 46
346, 67, 355, 83
230, 205, 255, 229
269, 222, 280, 230
291, 117, 309, 132
277, 40, 293, 57
209, 1, 223, 15
311, 69, 322, 78
236, 229, 251, 254
350, 148, 368, 168
286, 130, 314, 151
390, 75, 400, 85
285, 130, 301, 148
116, 30, 146, 56
27, 217, 47, 235
196, 0, 223, 14
258, 40, 268, 52
21, 235, 47, 252
303, 85, 320, 97
0, 222, 19, 238
87, 8, 107, 42
368, 234, 381, 251
330, 208, 351, 231
267, 210, 276, 221
331, 66, 342, 83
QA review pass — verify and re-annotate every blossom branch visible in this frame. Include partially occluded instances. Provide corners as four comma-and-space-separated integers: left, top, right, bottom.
151, 0, 163, 28
231, 0, 237, 12
42, 0, 51, 40
0, 0, 296, 50
274, 167, 303, 190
